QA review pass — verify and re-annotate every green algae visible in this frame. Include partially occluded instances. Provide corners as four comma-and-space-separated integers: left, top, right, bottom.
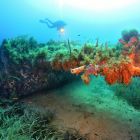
1, 36, 126, 67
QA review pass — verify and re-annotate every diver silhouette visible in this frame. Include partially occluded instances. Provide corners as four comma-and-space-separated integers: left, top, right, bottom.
39, 18, 66, 32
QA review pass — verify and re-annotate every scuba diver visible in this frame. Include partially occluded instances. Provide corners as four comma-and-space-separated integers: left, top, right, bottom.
39, 18, 67, 33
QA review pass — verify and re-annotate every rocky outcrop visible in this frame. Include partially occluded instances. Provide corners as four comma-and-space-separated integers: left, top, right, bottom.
0, 37, 77, 98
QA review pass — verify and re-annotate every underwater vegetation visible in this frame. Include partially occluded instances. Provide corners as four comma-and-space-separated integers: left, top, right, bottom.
0, 99, 87, 140
0, 29, 140, 98
121, 29, 140, 42
50, 29, 140, 85
0, 36, 77, 98
112, 77, 140, 110
0, 29, 140, 140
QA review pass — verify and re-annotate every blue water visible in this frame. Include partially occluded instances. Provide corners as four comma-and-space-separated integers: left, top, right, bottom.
1, 0, 140, 44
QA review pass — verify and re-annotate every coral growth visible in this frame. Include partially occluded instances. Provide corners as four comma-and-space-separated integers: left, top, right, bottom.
71, 65, 85, 75
69, 29, 140, 85
0, 37, 77, 98
1, 29, 140, 95
119, 29, 140, 62
121, 29, 139, 42
102, 62, 135, 85
81, 73, 90, 84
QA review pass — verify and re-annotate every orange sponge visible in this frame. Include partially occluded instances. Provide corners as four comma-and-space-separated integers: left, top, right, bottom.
102, 62, 140, 85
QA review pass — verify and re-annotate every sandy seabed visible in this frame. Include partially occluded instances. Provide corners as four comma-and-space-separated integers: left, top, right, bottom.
24, 77, 140, 140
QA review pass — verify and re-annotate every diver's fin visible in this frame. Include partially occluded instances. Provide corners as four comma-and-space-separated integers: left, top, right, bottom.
45, 18, 54, 25
39, 19, 54, 28
39, 19, 47, 24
